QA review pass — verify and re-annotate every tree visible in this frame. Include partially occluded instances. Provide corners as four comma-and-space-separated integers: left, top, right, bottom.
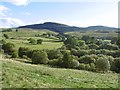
32, 50, 49, 64
37, 39, 43, 44
62, 51, 73, 68
3, 34, 9, 39
2, 43, 15, 55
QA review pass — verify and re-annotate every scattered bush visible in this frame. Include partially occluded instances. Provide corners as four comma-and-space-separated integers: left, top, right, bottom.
95, 56, 110, 72
37, 39, 43, 44
2, 43, 15, 55
78, 55, 95, 64
28, 38, 37, 45
70, 60, 79, 69
18, 47, 31, 58
3, 34, 9, 39
32, 50, 49, 64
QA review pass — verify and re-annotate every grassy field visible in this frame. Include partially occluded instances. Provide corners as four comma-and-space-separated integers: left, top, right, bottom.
66, 30, 118, 39
2, 58, 118, 88
2, 28, 63, 50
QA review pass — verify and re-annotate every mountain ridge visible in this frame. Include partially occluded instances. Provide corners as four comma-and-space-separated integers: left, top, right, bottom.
18, 22, 118, 33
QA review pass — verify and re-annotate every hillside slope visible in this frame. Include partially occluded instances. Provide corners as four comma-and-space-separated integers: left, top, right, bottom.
19, 22, 118, 33
2, 58, 118, 88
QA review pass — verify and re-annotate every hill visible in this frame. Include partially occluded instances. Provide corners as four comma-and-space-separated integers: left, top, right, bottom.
2, 58, 118, 88
18, 22, 118, 33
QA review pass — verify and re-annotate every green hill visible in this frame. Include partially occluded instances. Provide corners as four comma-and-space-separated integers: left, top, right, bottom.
2, 58, 118, 88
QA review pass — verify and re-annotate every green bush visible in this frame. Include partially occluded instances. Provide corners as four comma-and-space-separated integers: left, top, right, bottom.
47, 50, 62, 60
99, 44, 119, 50
95, 56, 110, 72
79, 63, 86, 70
78, 55, 95, 64
88, 44, 99, 49
32, 50, 49, 64
48, 59, 59, 66
18, 47, 30, 58
28, 38, 37, 45
114, 58, 120, 73
70, 60, 79, 69
62, 51, 73, 68
3, 34, 9, 39
37, 39, 43, 44
2, 43, 15, 55
11, 50, 18, 58
77, 50, 88, 57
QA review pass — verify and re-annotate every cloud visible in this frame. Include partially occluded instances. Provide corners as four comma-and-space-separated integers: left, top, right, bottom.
0, 17, 24, 28
0, 5, 10, 17
8, 0, 29, 6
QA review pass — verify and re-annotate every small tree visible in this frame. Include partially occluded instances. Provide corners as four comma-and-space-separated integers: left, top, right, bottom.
32, 50, 48, 64
3, 34, 9, 39
62, 51, 73, 68
37, 39, 43, 44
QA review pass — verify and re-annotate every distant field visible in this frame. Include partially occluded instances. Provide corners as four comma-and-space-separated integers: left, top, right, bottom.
66, 30, 118, 39
2, 28, 63, 50
2, 58, 118, 88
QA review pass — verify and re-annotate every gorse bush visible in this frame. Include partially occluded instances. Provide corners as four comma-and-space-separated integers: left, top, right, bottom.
32, 50, 49, 64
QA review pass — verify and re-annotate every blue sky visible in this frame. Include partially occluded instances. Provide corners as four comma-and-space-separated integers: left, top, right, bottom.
0, 0, 118, 28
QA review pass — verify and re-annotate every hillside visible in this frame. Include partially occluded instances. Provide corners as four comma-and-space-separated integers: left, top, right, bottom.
2, 58, 118, 88
18, 22, 118, 33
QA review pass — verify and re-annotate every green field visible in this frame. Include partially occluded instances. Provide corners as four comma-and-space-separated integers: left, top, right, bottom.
2, 58, 118, 88
2, 28, 63, 50
66, 30, 118, 39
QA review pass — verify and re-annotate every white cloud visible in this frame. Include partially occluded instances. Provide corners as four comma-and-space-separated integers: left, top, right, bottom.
0, 17, 24, 28
8, 0, 29, 6
0, 5, 10, 17
0, 6, 10, 11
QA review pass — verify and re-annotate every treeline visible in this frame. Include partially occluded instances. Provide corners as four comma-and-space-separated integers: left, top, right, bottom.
1, 34, 120, 73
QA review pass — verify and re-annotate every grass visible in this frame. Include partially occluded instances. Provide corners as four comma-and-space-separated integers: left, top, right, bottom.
2, 58, 118, 88
66, 30, 118, 39
2, 28, 63, 50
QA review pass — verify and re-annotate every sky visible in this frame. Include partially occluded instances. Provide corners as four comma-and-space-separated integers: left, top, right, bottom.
0, 0, 119, 28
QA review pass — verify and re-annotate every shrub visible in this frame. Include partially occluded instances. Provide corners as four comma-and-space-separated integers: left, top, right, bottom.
98, 44, 119, 50
0, 39, 6, 44
78, 55, 95, 64
88, 44, 99, 49
79, 63, 86, 70
62, 51, 73, 68
2, 43, 15, 55
37, 39, 43, 44
3, 34, 9, 39
28, 38, 37, 45
114, 58, 120, 73
95, 56, 110, 72
18, 47, 30, 58
77, 50, 88, 57
70, 60, 79, 69
47, 50, 62, 60
11, 50, 18, 58
48, 59, 59, 66
32, 50, 49, 64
